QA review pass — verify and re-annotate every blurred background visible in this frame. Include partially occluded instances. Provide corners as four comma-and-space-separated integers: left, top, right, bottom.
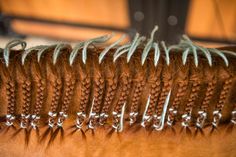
0, 0, 236, 47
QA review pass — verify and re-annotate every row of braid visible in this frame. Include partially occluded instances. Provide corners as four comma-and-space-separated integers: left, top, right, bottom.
1, 40, 236, 134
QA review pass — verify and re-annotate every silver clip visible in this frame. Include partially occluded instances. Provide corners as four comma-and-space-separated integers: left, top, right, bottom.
88, 112, 99, 129
153, 90, 171, 131
57, 112, 68, 127
129, 112, 138, 125
20, 114, 30, 128
31, 114, 40, 129
181, 113, 191, 127
231, 110, 236, 124
5, 114, 15, 126
141, 95, 151, 127
196, 110, 207, 128
212, 110, 222, 128
76, 112, 86, 129
112, 103, 126, 132
166, 107, 177, 126
112, 111, 121, 130
48, 111, 57, 128
99, 113, 109, 125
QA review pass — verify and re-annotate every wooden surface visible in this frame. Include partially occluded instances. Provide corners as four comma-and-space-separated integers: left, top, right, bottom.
0, 0, 130, 28
186, 0, 236, 41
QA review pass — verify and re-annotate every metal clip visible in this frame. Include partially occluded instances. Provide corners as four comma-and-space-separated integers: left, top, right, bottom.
112, 111, 121, 131
112, 103, 126, 132
57, 112, 68, 127
76, 112, 86, 129
212, 110, 222, 128
129, 112, 138, 125
99, 113, 109, 125
181, 113, 191, 127
88, 112, 99, 129
141, 115, 152, 127
196, 111, 207, 128
153, 114, 162, 130
231, 110, 236, 124
166, 107, 177, 126
48, 111, 57, 128
20, 114, 30, 128
31, 114, 40, 129
5, 114, 15, 126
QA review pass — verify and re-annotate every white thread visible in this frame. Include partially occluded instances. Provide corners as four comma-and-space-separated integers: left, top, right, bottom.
209, 48, 229, 66
82, 33, 114, 64
53, 43, 70, 65
89, 98, 95, 119
129, 36, 146, 63
99, 34, 126, 64
4, 40, 26, 67
127, 33, 139, 62
37, 45, 56, 62
181, 35, 199, 67
153, 42, 161, 67
141, 95, 151, 127
118, 103, 126, 132
195, 46, 212, 66
113, 44, 131, 62
222, 50, 236, 58
161, 41, 171, 65
154, 90, 171, 131
141, 26, 158, 65
182, 48, 190, 65
69, 42, 84, 66
22, 45, 43, 65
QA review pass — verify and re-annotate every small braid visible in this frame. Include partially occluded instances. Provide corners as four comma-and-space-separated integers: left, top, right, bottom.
78, 74, 91, 113
113, 75, 132, 113
216, 78, 233, 111
168, 81, 188, 124
184, 81, 201, 114
201, 80, 217, 112
130, 78, 145, 114
155, 82, 171, 116
6, 80, 16, 116
61, 77, 76, 114
146, 78, 162, 117
33, 79, 45, 115
21, 80, 32, 115
50, 79, 62, 113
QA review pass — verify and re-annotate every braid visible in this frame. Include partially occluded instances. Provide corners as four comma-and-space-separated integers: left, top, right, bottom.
167, 81, 188, 126
33, 79, 45, 115
216, 78, 233, 111
99, 75, 118, 125
201, 80, 217, 112
6, 80, 16, 116
79, 74, 91, 113
129, 78, 145, 124
88, 66, 105, 129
